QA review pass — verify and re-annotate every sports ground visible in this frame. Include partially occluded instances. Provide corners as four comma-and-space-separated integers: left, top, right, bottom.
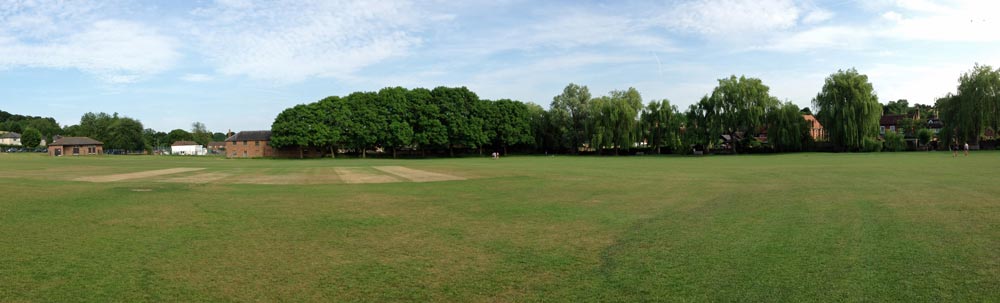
1, 152, 998, 301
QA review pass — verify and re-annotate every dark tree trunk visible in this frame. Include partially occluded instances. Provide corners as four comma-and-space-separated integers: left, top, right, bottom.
503, 145, 507, 156
330, 146, 335, 158
392, 147, 397, 159
299, 146, 303, 159
449, 145, 454, 157
362, 148, 366, 158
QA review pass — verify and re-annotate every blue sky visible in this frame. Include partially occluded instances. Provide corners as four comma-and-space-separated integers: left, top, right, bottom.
2, 0, 999, 132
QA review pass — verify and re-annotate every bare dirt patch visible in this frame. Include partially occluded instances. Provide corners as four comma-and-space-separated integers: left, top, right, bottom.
335, 167, 401, 184
161, 172, 231, 183
228, 168, 343, 185
75, 168, 205, 183
373, 166, 466, 182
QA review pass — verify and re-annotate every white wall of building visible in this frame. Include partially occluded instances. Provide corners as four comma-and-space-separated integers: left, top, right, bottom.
171, 145, 208, 155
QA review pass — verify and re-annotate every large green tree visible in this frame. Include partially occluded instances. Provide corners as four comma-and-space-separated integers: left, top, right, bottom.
640, 99, 679, 154
589, 88, 643, 155
433, 87, 487, 157
377, 87, 415, 158
488, 99, 533, 155
407, 88, 448, 155
166, 129, 193, 145
271, 103, 331, 158
706, 75, 780, 153
20, 127, 42, 148
941, 64, 1000, 144
768, 102, 807, 152
191, 122, 212, 146
105, 117, 145, 151
813, 68, 881, 151
551, 83, 592, 153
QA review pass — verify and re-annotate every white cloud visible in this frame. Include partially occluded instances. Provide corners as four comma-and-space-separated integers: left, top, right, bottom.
181, 73, 215, 82
0, 1, 179, 83
0, 20, 180, 83
188, 0, 431, 83
802, 9, 834, 24
665, 0, 802, 37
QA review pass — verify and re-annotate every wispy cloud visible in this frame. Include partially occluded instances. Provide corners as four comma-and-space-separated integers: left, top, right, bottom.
186, 0, 434, 83
181, 73, 214, 82
0, 1, 180, 83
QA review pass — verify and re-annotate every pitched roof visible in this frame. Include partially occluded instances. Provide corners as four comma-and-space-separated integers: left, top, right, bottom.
207, 141, 225, 146
49, 137, 102, 146
0, 132, 20, 139
171, 141, 199, 146
880, 114, 907, 125
225, 130, 272, 142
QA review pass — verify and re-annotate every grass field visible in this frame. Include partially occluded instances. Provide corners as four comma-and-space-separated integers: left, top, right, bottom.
1, 152, 998, 302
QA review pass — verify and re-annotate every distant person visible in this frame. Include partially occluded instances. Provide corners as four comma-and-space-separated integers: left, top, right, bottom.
952, 141, 958, 157
964, 142, 970, 156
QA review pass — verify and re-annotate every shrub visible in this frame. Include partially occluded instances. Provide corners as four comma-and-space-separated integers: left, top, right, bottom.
862, 137, 883, 152
883, 130, 906, 152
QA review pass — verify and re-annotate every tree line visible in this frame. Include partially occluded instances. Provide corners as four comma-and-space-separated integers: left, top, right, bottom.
271, 64, 1000, 157
5, 64, 997, 155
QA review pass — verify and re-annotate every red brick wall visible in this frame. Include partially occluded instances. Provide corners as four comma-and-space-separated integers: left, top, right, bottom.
226, 140, 273, 158
49, 145, 103, 156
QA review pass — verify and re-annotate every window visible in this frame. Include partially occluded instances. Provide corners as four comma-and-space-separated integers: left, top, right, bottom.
255, 141, 260, 146
243, 151, 247, 157
243, 141, 248, 146
231, 141, 236, 146
880, 126, 886, 134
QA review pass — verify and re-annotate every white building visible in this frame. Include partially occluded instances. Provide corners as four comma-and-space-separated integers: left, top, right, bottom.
0, 132, 47, 146
170, 141, 208, 155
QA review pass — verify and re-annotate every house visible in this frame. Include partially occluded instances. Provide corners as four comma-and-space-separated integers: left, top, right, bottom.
171, 141, 208, 155
0, 132, 21, 145
1, 132, 48, 147
224, 130, 326, 158
225, 131, 273, 158
879, 114, 908, 135
48, 137, 103, 156
802, 114, 826, 141
206, 141, 226, 153
927, 116, 944, 134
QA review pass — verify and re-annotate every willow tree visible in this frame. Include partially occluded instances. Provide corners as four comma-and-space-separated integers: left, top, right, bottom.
948, 64, 1000, 144
589, 88, 643, 155
705, 75, 779, 153
813, 68, 881, 151
640, 99, 679, 154
551, 83, 592, 153
768, 102, 807, 152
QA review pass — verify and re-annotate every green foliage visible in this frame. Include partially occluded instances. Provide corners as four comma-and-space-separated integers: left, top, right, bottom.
0, 110, 61, 140
640, 99, 680, 154
862, 137, 883, 152
917, 128, 933, 146
166, 129, 193, 144
190, 122, 212, 146
883, 130, 906, 152
105, 117, 145, 151
684, 75, 779, 152
588, 88, 643, 154
813, 68, 881, 151
20, 127, 42, 148
551, 83, 592, 153
883, 99, 909, 115
939, 64, 1000, 144
769, 102, 806, 152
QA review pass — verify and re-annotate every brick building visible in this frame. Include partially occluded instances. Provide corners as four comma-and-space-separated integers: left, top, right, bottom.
225, 131, 274, 158
802, 114, 826, 141
225, 130, 328, 158
48, 137, 103, 156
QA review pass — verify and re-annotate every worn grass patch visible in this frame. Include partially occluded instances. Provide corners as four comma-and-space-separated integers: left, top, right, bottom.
1, 152, 998, 301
